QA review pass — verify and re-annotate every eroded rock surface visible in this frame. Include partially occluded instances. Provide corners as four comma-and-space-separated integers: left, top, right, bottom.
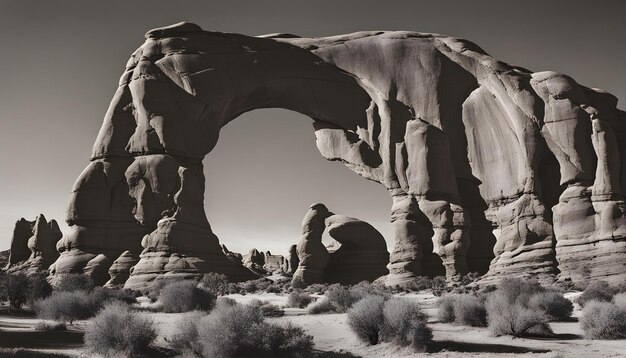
324, 215, 390, 284
292, 204, 332, 285
46, 22, 626, 288
5, 215, 62, 275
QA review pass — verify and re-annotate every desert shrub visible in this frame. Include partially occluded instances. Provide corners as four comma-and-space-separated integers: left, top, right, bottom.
216, 297, 237, 307
307, 298, 336, 314
84, 302, 157, 357
410, 321, 433, 352
576, 281, 618, 308
528, 290, 573, 321
92, 287, 137, 305
347, 295, 431, 351
452, 294, 486, 327
0, 273, 29, 310
27, 274, 53, 307
241, 278, 272, 293
580, 301, 626, 339
249, 299, 285, 317
436, 294, 456, 323
486, 291, 552, 337
158, 281, 216, 313
304, 283, 328, 294
168, 310, 206, 355
34, 321, 67, 331
403, 276, 432, 292
460, 272, 480, 286
381, 298, 428, 346
53, 274, 94, 292
431, 276, 448, 296
324, 284, 359, 313
265, 284, 282, 293
35, 290, 103, 324
613, 292, 626, 311
171, 302, 313, 358
286, 291, 314, 308
200, 273, 229, 295
347, 295, 385, 344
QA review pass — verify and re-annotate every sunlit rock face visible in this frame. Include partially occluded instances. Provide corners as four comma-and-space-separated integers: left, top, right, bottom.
292, 204, 390, 286
5, 214, 62, 275
46, 22, 626, 289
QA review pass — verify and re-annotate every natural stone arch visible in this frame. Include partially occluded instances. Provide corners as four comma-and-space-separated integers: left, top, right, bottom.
49, 22, 626, 289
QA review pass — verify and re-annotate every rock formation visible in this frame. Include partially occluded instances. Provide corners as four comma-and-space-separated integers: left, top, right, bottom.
292, 204, 390, 285
263, 251, 285, 273
292, 204, 332, 285
242, 248, 266, 275
283, 244, 299, 274
5, 214, 62, 275
45, 22, 625, 289
221, 244, 244, 265
324, 215, 390, 284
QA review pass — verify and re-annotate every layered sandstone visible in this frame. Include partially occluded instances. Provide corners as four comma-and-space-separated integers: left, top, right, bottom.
43, 22, 625, 289
5, 215, 62, 275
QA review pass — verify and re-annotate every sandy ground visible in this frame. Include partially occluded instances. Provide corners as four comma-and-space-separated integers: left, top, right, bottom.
1, 292, 625, 357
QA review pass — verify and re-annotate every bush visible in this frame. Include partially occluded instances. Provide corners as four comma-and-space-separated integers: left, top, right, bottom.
452, 294, 486, 327
0, 273, 29, 310
168, 310, 206, 355
170, 302, 313, 358
85, 302, 157, 357
347, 295, 385, 344
200, 273, 229, 295
403, 276, 432, 292
304, 283, 328, 294
286, 291, 314, 308
158, 281, 216, 313
347, 295, 431, 351
241, 279, 272, 293
53, 274, 94, 292
436, 295, 456, 323
576, 281, 618, 308
431, 276, 448, 296
381, 298, 428, 346
34, 290, 103, 324
613, 292, 626, 311
27, 274, 53, 307
307, 299, 336, 314
34, 321, 67, 331
249, 299, 285, 317
486, 292, 552, 337
93, 287, 138, 305
528, 291, 573, 321
580, 301, 626, 339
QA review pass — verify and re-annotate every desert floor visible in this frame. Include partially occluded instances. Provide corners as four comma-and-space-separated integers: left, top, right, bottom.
1, 292, 625, 358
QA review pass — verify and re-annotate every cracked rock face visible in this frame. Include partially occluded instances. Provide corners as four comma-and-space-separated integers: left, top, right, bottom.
6, 214, 62, 275
46, 22, 626, 289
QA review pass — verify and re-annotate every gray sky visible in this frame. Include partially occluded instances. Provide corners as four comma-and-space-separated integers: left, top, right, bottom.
1, 0, 624, 256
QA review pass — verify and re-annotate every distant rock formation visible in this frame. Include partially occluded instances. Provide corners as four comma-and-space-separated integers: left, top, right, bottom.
221, 244, 244, 265
263, 251, 285, 273
283, 244, 299, 274
44, 22, 626, 289
292, 204, 390, 285
5, 214, 62, 275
